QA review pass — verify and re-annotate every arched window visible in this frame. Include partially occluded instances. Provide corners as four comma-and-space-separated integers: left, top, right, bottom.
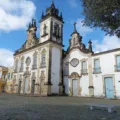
8, 73, 10, 80
20, 57, 24, 72
32, 52, 37, 69
15, 59, 18, 72
43, 24, 47, 35
64, 62, 69, 75
54, 24, 60, 36
40, 49, 46, 68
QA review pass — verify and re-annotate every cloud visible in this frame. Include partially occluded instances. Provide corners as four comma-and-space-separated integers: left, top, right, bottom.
93, 35, 120, 53
0, 48, 14, 67
68, 0, 78, 8
0, 0, 36, 31
76, 19, 93, 36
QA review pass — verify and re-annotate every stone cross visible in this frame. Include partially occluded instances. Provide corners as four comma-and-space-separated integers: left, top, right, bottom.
74, 22, 77, 31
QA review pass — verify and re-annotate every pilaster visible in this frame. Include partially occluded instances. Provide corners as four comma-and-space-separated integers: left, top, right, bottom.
44, 45, 52, 95
88, 54, 94, 97
59, 49, 64, 95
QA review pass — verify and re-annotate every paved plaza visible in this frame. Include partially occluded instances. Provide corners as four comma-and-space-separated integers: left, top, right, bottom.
0, 94, 120, 120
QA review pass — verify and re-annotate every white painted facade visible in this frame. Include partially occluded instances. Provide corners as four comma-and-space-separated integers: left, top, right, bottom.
13, 2, 120, 99
63, 29, 120, 99
51, 47, 61, 94
92, 51, 120, 99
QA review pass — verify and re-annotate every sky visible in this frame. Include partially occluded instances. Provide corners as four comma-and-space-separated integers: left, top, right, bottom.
0, 0, 120, 67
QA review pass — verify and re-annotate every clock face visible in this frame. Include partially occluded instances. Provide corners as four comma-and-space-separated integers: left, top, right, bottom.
26, 57, 31, 66
70, 58, 79, 67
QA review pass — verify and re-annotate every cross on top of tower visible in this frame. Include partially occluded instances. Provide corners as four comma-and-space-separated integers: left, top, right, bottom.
74, 22, 77, 32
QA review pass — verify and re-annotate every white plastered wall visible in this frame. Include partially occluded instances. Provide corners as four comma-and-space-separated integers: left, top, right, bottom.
92, 50, 120, 98
51, 47, 61, 94
63, 48, 89, 96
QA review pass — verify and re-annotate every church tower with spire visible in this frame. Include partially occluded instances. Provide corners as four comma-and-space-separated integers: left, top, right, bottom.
40, 1, 63, 44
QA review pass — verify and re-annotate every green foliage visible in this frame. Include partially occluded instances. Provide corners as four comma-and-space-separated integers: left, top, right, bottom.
81, 0, 120, 37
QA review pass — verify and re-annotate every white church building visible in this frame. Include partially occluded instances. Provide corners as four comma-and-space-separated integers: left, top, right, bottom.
13, 2, 120, 99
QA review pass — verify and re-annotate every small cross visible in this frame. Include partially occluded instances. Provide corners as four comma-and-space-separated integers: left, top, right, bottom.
74, 22, 77, 31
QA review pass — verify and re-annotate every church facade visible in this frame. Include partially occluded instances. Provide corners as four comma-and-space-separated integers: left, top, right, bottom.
13, 2, 120, 99
13, 2, 63, 96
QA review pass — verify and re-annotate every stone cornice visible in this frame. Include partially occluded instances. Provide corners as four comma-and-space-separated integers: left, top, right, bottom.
93, 48, 120, 56
40, 15, 64, 23
14, 40, 64, 56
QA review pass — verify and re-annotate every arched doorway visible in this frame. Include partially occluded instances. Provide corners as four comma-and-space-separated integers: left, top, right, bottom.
31, 80, 35, 94
24, 77, 29, 94
18, 81, 22, 94
69, 72, 80, 96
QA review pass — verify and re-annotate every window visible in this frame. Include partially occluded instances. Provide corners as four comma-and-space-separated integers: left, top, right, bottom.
8, 73, 10, 80
32, 52, 37, 69
64, 63, 69, 75
54, 24, 60, 36
4, 74, 6, 80
115, 55, 120, 71
20, 57, 24, 72
70, 58, 79, 67
15, 59, 18, 72
41, 54, 46, 67
81, 61, 87, 74
40, 49, 46, 68
94, 59, 101, 73
43, 24, 47, 35
11, 73, 13, 79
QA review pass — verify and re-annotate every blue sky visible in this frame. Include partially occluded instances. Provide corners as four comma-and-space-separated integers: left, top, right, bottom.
0, 0, 120, 67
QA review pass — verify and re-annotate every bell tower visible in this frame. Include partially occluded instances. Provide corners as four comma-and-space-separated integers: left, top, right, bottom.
39, 1, 64, 44
38, 1, 64, 96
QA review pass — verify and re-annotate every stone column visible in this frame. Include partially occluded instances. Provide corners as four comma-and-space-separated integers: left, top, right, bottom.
88, 54, 94, 97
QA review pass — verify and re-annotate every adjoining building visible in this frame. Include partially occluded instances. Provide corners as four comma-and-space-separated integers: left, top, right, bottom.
5, 67, 14, 93
63, 25, 120, 99
0, 66, 8, 92
13, 2, 120, 99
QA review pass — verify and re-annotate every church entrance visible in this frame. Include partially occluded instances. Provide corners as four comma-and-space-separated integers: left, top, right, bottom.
69, 72, 80, 96
24, 77, 29, 94
72, 79, 78, 96
18, 81, 22, 94
31, 80, 35, 94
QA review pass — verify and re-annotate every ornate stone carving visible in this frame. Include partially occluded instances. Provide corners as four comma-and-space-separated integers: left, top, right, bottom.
19, 74, 22, 81
40, 71, 45, 79
26, 57, 31, 66
70, 58, 79, 67
69, 72, 80, 79
31, 72, 36, 80
23, 67, 30, 76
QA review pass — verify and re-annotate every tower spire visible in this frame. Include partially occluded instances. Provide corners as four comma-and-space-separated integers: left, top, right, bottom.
51, 0, 55, 7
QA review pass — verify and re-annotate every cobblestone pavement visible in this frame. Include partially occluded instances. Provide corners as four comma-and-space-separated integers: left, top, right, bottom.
0, 94, 120, 120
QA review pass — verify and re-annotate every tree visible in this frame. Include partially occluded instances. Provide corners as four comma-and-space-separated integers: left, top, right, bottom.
81, 0, 120, 37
